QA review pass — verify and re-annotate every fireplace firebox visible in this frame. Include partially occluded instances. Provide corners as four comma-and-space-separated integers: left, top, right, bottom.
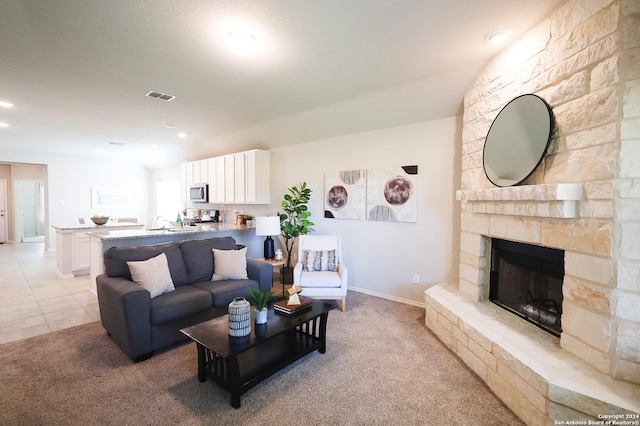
489, 238, 564, 337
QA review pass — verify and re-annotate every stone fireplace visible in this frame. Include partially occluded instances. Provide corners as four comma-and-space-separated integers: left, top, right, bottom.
424, 0, 640, 424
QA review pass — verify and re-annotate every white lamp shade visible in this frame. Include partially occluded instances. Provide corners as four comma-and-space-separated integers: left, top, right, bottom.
255, 216, 280, 236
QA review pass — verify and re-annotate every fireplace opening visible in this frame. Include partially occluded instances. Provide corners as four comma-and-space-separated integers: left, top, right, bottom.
489, 238, 564, 337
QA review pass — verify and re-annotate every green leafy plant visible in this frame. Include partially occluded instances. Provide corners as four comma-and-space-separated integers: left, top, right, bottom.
279, 182, 314, 268
248, 288, 274, 311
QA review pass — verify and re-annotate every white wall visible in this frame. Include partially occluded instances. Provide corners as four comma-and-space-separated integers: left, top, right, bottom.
2, 116, 461, 307
1, 148, 153, 249
269, 116, 461, 306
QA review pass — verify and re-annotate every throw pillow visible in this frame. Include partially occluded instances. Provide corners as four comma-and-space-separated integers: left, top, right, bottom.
302, 249, 337, 272
127, 252, 175, 298
211, 247, 248, 281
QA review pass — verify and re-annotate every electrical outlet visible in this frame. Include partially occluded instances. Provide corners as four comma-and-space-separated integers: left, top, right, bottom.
413, 274, 419, 284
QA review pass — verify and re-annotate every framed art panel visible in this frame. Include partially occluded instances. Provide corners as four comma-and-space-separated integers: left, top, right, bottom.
324, 169, 366, 220
366, 165, 418, 222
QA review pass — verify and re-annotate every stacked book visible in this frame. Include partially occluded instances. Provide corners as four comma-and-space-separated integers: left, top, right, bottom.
274, 298, 313, 315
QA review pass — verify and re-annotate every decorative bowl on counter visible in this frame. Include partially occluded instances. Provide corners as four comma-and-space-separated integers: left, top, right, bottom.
90, 216, 110, 225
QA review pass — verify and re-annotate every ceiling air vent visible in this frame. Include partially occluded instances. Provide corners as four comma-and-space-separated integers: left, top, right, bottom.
108, 141, 127, 147
145, 90, 175, 102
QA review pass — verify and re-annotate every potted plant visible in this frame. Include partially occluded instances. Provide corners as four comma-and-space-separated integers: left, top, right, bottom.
279, 182, 314, 284
245, 215, 255, 227
248, 288, 274, 324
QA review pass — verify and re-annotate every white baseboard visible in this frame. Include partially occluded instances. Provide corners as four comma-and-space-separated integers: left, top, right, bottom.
348, 286, 425, 308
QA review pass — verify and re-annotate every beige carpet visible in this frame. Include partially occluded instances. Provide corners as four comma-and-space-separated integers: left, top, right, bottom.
0, 292, 523, 425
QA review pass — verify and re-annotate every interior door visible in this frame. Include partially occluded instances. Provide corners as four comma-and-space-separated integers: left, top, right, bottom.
0, 179, 7, 243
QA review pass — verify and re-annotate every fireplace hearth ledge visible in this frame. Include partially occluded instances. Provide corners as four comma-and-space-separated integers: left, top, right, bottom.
424, 283, 640, 425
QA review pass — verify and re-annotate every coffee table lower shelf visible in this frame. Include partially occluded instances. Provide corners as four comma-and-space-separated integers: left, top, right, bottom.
200, 329, 323, 407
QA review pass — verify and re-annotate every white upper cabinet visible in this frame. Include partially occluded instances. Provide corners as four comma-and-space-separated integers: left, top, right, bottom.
191, 161, 201, 184
245, 149, 270, 204
215, 156, 226, 203
224, 155, 235, 203
198, 159, 208, 184
234, 152, 246, 203
206, 158, 217, 203
180, 149, 270, 205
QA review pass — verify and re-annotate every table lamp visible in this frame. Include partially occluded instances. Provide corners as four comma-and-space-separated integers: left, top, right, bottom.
255, 216, 280, 259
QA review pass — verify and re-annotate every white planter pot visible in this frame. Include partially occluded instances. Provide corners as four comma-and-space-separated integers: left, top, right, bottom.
255, 308, 268, 324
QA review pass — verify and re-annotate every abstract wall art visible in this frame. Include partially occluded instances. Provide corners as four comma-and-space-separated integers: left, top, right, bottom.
366, 165, 418, 222
324, 169, 367, 220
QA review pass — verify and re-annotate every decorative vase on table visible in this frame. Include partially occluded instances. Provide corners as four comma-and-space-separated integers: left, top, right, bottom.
255, 308, 268, 325
228, 298, 251, 337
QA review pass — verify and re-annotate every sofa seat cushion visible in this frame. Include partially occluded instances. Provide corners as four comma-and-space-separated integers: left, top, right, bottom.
150, 285, 212, 326
180, 237, 239, 283
104, 242, 189, 286
300, 271, 342, 287
191, 279, 259, 308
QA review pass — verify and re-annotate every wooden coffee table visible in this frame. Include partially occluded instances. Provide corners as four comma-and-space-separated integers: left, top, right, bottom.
180, 300, 336, 408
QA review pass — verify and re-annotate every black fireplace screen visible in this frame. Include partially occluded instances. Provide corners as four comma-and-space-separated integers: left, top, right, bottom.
489, 238, 564, 337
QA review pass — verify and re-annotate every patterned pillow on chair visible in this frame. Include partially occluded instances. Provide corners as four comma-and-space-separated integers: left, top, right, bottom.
302, 249, 337, 272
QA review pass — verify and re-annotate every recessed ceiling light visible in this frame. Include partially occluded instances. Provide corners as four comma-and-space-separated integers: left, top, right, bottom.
227, 31, 257, 56
485, 29, 512, 44
0, 101, 14, 108
0, 122, 9, 128
177, 133, 187, 139
164, 123, 176, 129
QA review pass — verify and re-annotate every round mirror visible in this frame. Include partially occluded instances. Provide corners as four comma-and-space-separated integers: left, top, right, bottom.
483, 94, 554, 187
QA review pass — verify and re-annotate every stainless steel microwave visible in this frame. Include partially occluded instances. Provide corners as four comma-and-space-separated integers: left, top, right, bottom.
189, 184, 208, 203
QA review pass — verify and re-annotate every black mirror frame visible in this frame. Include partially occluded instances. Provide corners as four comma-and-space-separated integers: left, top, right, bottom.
482, 94, 555, 187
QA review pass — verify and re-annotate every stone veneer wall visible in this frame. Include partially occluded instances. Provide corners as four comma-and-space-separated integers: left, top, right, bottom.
458, 0, 639, 385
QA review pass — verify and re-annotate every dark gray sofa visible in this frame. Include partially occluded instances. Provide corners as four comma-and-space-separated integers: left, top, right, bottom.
96, 236, 273, 362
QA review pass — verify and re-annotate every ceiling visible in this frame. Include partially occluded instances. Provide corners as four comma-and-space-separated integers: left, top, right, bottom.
0, 0, 565, 170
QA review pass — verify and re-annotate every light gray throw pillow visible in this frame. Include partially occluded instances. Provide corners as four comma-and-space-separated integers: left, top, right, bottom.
127, 252, 175, 298
212, 247, 248, 281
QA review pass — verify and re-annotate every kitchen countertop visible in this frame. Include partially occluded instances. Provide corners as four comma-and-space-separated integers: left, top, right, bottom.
86, 222, 255, 241
52, 221, 143, 231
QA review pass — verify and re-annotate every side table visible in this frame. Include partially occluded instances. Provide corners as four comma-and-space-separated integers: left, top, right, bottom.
256, 258, 287, 296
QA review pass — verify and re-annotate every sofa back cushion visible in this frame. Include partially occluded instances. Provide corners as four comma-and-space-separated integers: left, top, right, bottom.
180, 236, 238, 283
104, 242, 189, 286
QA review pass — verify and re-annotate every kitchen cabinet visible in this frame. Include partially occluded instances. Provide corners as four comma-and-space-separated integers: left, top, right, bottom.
215, 156, 226, 203
73, 233, 91, 272
206, 158, 217, 203
234, 152, 246, 203
199, 159, 208, 184
224, 155, 235, 203
244, 149, 270, 203
180, 149, 270, 205
52, 222, 144, 278
180, 159, 212, 203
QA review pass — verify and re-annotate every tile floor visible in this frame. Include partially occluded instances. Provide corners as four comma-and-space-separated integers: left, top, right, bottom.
0, 242, 292, 345
0, 242, 99, 345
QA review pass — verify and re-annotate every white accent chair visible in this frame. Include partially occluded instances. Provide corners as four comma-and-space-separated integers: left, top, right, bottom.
293, 235, 347, 312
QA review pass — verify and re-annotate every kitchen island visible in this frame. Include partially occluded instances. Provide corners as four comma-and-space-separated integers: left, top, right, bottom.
87, 223, 261, 293
52, 221, 144, 278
